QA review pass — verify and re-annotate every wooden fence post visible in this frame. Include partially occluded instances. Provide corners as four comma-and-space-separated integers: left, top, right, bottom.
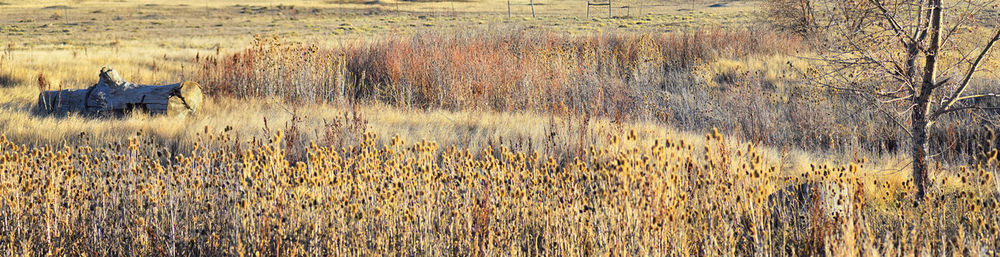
638, 1, 642, 17
529, 0, 535, 18
507, 0, 511, 18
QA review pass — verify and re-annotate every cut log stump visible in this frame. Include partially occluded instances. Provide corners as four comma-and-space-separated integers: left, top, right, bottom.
36, 66, 203, 117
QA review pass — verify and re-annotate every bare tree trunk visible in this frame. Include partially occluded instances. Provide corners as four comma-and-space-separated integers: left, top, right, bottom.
912, 0, 942, 201
800, 0, 814, 33
911, 96, 931, 200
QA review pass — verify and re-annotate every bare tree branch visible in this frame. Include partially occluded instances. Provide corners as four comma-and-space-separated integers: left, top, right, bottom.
933, 105, 1000, 117
956, 93, 1000, 101
870, 0, 911, 41
881, 94, 915, 104
933, 27, 1000, 119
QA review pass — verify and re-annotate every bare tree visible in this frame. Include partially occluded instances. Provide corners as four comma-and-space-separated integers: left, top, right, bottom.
784, 0, 1000, 201
764, 0, 817, 35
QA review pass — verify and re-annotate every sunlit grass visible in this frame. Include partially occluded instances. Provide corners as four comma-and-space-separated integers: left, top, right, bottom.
1, 1, 999, 255
1, 127, 997, 255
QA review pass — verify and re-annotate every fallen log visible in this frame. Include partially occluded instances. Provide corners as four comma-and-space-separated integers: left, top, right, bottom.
36, 66, 203, 117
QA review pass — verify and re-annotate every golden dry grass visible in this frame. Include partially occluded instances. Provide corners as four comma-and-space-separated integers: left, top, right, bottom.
1, 0, 999, 256
1, 126, 998, 255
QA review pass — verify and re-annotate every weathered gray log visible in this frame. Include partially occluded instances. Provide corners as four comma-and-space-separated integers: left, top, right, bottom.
36, 66, 203, 117
37, 88, 89, 114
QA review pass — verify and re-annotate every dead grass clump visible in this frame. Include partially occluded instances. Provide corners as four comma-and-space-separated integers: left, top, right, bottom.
198, 35, 343, 103
0, 74, 17, 88
36, 72, 49, 92
0, 53, 16, 88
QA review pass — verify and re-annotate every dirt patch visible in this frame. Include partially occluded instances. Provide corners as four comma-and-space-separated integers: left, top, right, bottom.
43, 5, 74, 10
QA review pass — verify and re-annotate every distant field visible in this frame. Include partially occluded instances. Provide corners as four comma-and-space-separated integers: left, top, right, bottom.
0, 0, 766, 150
0, 0, 758, 47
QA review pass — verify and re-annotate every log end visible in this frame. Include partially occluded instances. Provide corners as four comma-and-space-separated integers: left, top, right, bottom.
167, 81, 203, 117
99, 66, 128, 89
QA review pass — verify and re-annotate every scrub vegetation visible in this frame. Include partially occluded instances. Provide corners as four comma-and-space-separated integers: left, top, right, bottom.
1, 0, 999, 256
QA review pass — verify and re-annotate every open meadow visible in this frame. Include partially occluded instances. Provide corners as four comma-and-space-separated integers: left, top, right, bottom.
1, 0, 999, 256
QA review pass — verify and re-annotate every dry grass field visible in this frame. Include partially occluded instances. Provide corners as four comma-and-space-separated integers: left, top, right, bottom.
1, 0, 999, 256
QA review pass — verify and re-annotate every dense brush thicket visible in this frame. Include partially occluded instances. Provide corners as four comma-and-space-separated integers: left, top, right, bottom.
196, 30, 899, 155
198, 30, 800, 110
196, 29, 1000, 159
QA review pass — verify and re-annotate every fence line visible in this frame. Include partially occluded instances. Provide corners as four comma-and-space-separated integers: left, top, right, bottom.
507, 0, 536, 18
588, 1, 675, 18
586, 1, 611, 18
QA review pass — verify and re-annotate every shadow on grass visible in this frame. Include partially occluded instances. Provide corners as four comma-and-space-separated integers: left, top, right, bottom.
0, 73, 20, 88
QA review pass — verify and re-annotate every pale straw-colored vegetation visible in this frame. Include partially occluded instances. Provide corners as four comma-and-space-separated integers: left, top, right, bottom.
1, 0, 998, 256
